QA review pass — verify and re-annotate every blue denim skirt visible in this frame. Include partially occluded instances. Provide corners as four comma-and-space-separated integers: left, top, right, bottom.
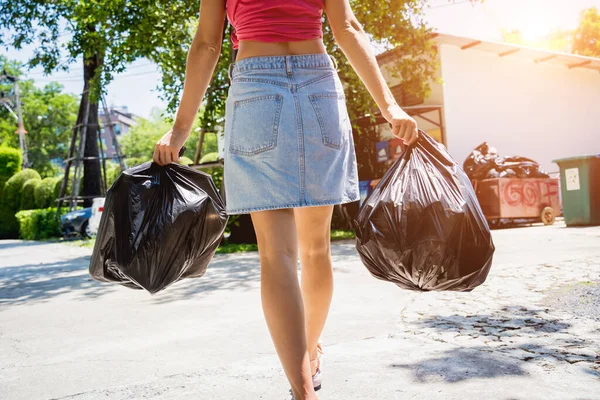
223, 53, 360, 215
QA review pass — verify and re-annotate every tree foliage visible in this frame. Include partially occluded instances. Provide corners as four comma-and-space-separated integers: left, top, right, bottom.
573, 7, 600, 57
0, 1, 198, 99
1, 0, 457, 182
0, 56, 79, 177
0, 0, 201, 205
502, 7, 600, 58
120, 108, 217, 164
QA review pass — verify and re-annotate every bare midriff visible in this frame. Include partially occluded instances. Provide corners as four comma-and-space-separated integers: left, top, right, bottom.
235, 38, 328, 62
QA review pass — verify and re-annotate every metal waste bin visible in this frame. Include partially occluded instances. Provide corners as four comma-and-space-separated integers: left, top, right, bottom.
553, 155, 600, 226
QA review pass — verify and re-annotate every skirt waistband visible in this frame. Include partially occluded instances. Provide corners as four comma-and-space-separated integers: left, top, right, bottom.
228, 53, 338, 80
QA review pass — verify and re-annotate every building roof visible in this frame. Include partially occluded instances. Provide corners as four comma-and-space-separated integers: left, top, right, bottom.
377, 32, 600, 72
99, 107, 137, 127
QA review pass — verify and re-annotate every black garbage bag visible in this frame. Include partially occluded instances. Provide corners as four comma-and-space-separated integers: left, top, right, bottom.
462, 142, 499, 180
463, 142, 549, 180
354, 132, 495, 292
89, 161, 228, 294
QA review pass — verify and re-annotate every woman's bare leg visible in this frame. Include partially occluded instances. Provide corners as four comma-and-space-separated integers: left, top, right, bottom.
250, 209, 316, 400
294, 205, 335, 373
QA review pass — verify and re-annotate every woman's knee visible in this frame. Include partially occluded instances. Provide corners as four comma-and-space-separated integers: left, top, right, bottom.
260, 244, 298, 267
300, 240, 331, 264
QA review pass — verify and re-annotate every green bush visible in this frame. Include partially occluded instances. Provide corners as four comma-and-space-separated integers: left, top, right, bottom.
206, 166, 223, 191
179, 156, 194, 166
105, 163, 123, 188
0, 169, 41, 238
15, 208, 65, 240
53, 175, 72, 200
199, 152, 218, 164
35, 177, 61, 209
0, 147, 22, 178
0, 146, 22, 197
125, 157, 151, 168
20, 178, 42, 210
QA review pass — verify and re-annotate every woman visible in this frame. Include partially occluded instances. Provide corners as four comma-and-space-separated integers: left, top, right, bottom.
153, 0, 418, 398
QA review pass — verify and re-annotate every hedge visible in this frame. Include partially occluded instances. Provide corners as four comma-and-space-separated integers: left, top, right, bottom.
105, 163, 122, 189
15, 208, 65, 240
0, 146, 22, 179
0, 147, 22, 197
20, 178, 42, 210
125, 157, 150, 168
199, 152, 218, 164
0, 169, 42, 238
34, 177, 61, 209
53, 176, 72, 200
179, 156, 194, 166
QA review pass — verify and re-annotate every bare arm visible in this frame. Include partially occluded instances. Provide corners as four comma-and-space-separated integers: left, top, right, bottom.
154, 0, 225, 165
324, 0, 418, 145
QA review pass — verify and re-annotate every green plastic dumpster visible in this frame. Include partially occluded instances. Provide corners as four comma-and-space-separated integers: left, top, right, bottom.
553, 155, 600, 226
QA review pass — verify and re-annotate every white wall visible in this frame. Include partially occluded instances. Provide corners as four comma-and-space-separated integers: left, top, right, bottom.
439, 44, 600, 173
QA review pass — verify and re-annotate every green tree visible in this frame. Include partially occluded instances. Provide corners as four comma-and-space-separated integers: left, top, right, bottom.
502, 7, 600, 57
0, 57, 79, 177
573, 7, 600, 57
121, 108, 217, 165
2, 1, 469, 185
0, 0, 201, 206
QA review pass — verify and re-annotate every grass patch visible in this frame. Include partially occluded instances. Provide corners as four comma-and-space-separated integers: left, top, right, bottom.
56, 229, 355, 253
331, 229, 355, 241
216, 242, 258, 254
62, 238, 96, 248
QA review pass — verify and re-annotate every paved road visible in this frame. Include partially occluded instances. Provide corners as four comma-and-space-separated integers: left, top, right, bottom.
0, 223, 599, 400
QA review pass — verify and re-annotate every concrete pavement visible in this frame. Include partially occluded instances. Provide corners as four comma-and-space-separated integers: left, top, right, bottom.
0, 222, 599, 400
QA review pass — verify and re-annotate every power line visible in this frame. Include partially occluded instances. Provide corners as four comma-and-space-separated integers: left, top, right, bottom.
32, 69, 161, 83
429, 0, 472, 9
27, 62, 155, 77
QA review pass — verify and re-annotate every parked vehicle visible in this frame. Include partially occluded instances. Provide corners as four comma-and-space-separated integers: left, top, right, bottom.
89, 197, 105, 235
60, 208, 93, 238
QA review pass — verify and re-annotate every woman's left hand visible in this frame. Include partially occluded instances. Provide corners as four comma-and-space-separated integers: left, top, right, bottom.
153, 128, 189, 166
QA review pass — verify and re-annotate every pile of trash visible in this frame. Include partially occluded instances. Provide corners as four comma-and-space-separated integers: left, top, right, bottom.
463, 143, 549, 181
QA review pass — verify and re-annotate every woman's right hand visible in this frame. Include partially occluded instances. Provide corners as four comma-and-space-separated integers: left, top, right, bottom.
153, 127, 189, 166
384, 104, 419, 146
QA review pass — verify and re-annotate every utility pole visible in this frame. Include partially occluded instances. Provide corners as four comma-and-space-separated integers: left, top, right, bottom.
13, 78, 29, 168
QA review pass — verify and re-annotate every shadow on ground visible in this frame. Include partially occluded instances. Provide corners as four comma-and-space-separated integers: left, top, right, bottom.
0, 256, 109, 306
0, 241, 361, 306
0, 251, 263, 306
402, 305, 599, 378
0, 240, 58, 251
414, 306, 571, 336
151, 242, 361, 303
148, 253, 262, 304
390, 346, 527, 382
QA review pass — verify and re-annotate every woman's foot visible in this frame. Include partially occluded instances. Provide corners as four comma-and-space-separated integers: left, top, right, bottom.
290, 343, 324, 398
310, 343, 324, 391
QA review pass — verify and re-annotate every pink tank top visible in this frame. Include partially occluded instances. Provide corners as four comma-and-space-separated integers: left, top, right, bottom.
226, 0, 324, 50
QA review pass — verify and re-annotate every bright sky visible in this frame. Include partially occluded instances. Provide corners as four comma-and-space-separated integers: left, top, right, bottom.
2, 0, 599, 119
